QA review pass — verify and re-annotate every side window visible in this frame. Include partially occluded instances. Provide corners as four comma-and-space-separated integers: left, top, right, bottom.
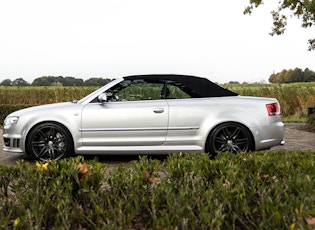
167, 85, 191, 99
115, 83, 192, 101
91, 79, 193, 103
114, 82, 163, 101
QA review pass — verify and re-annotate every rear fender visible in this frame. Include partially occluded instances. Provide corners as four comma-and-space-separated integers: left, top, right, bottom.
200, 111, 259, 151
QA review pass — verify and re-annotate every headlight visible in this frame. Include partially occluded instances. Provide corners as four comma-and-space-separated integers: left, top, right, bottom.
4, 116, 19, 126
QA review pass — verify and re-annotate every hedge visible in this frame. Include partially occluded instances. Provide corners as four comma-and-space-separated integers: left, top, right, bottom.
1, 152, 315, 229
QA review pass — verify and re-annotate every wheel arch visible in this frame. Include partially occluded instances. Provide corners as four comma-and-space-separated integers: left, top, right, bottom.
25, 121, 75, 156
205, 121, 256, 153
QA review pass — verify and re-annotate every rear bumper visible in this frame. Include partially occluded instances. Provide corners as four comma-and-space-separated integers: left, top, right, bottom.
253, 121, 285, 150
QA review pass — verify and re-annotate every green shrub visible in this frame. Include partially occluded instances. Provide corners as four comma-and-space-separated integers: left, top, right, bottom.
1, 152, 315, 229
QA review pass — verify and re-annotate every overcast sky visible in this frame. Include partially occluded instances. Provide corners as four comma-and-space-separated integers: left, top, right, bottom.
0, 0, 314, 84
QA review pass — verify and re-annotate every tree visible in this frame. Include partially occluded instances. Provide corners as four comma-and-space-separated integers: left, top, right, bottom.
291, 67, 304, 82
304, 68, 315, 81
62, 76, 84, 86
278, 69, 287, 83
84, 78, 112, 86
268, 67, 315, 82
32, 76, 85, 86
244, 0, 315, 50
269, 73, 277, 83
284, 69, 294, 83
12, 78, 30, 86
0, 79, 12, 86
32, 76, 52, 86
228, 81, 240, 84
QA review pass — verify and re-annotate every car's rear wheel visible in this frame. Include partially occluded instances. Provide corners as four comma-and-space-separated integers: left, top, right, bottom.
26, 122, 74, 161
207, 122, 254, 156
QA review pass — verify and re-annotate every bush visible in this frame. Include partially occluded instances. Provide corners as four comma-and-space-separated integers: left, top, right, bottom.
1, 152, 315, 229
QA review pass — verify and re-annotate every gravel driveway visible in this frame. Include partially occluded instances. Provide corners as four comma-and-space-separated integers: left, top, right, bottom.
1, 123, 314, 166
271, 123, 315, 151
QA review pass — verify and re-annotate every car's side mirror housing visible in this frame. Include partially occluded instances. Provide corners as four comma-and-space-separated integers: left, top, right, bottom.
98, 93, 107, 103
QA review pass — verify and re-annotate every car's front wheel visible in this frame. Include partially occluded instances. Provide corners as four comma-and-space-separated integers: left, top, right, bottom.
26, 122, 74, 161
207, 122, 254, 156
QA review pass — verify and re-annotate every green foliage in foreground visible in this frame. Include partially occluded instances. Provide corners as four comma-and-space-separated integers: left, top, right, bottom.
1, 152, 315, 229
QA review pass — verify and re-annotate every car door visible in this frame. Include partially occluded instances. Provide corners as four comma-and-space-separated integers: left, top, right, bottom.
162, 84, 204, 147
80, 81, 169, 148
166, 98, 205, 144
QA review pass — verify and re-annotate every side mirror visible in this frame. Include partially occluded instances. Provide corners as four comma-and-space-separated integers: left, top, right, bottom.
98, 93, 107, 103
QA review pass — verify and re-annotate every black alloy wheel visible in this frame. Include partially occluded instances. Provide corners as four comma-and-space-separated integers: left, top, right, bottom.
208, 122, 254, 156
27, 122, 74, 161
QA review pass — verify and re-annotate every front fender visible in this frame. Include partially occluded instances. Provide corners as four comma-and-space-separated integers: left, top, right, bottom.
14, 108, 83, 153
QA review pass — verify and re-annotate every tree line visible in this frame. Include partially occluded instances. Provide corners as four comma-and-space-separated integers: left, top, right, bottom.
269, 68, 315, 83
2, 69, 315, 86
0, 76, 112, 86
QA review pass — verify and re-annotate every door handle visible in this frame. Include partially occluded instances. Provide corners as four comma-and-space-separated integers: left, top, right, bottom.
153, 108, 164, 113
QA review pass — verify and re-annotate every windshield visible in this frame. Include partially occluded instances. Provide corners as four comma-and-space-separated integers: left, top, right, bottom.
76, 78, 121, 104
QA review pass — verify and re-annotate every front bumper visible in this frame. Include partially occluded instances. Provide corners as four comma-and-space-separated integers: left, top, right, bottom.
4, 137, 20, 148
3, 134, 24, 153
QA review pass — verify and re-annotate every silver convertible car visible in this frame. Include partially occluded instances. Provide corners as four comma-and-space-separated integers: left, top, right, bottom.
3, 74, 284, 161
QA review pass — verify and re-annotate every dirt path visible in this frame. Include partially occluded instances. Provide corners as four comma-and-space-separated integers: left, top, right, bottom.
1, 123, 314, 166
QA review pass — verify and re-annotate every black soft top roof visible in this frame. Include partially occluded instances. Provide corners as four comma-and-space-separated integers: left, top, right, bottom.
124, 74, 238, 97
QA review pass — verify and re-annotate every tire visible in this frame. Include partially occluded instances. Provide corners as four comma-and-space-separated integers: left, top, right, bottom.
26, 122, 74, 161
207, 122, 254, 156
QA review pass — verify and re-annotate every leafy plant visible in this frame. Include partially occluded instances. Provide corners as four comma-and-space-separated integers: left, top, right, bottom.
1, 152, 315, 229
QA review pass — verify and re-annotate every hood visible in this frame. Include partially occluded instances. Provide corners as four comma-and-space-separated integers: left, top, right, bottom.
8, 102, 77, 117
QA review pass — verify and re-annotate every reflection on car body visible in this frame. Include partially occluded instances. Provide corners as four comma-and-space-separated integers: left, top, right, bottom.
3, 74, 284, 161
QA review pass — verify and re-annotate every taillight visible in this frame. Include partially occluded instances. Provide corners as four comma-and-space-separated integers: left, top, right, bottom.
266, 102, 281, 116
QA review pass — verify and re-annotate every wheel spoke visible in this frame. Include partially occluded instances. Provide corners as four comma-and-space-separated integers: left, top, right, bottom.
214, 136, 226, 144
37, 146, 49, 158
37, 129, 47, 140
231, 137, 249, 152
235, 138, 249, 146
222, 128, 230, 138
231, 145, 242, 152
49, 149, 56, 160
52, 146, 62, 156
231, 127, 241, 139
217, 144, 228, 152
48, 127, 56, 138
32, 140, 45, 147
